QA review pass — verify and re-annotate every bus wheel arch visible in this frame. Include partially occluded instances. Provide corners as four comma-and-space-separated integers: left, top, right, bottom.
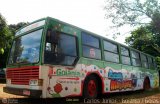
83, 73, 103, 98
143, 76, 151, 90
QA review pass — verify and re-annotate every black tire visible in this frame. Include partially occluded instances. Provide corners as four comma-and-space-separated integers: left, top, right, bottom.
143, 77, 150, 91
83, 75, 98, 99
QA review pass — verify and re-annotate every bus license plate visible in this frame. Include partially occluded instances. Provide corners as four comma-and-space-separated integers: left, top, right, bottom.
23, 90, 30, 95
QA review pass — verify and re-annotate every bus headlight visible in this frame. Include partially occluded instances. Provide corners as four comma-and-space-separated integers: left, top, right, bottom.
29, 79, 43, 86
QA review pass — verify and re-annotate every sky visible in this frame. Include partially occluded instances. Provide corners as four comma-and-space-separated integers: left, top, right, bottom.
0, 0, 133, 45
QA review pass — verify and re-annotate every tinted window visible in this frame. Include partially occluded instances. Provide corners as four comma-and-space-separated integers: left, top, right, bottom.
148, 57, 153, 63
59, 34, 77, 56
122, 56, 131, 65
149, 64, 154, 69
148, 57, 154, 69
44, 31, 78, 66
83, 46, 101, 59
141, 54, 148, 68
153, 59, 157, 69
82, 32, 101, 59
82, 32, 99, 48
142, 62, 149, 68
120, 46, 131, 65
121, 47, 129, 56
141, 54, 147, 61
132, 59, 141, 66
131, 50, 141, 66
131, 51, 140, 59
104, 51, 119, 63
103, 40, 119, 63
103, 41, 118, 53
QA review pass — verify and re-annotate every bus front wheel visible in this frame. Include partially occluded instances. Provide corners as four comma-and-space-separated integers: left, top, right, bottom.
143, 77, 150, 90
83, 75, 98, 99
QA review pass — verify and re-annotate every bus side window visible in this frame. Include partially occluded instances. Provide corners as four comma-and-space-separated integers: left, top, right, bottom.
153, 59, 157, 70
82, 32, 101, 60
148, 57, 154, 69
141, 54, 149, 68
121, 46, 131, 65
46, 29, 59, 53
131, 50, 141, 67
45, 30, 78, 66
103, 40, 119, 63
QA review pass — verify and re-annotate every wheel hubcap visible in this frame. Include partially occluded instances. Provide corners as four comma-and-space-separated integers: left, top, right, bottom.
144, 79, 150, 90
87, 80, 96, 97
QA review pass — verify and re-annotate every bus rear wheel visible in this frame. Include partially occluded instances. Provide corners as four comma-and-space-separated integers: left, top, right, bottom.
83, 75, 98, 99
143, 77, 150, 90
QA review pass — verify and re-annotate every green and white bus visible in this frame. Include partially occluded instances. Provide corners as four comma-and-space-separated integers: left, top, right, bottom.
3, 17, 159, 98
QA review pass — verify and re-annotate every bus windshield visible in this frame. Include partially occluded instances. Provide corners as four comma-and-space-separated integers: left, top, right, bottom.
8, 29, 43, 65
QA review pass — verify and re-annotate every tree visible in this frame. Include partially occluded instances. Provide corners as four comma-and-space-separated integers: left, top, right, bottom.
0, 13, 28, 68
0, 14, 12, 54
105, 0, 160, 58
125, 25, 159, 56
105, 0, 160, 27
0, 13, 12, 68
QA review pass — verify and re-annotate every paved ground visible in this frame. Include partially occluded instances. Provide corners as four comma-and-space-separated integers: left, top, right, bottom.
0, 84, 25, 98
106, 89, 160, 104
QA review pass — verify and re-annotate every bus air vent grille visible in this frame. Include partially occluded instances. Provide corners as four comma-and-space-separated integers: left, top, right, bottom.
6, 66, 39, 85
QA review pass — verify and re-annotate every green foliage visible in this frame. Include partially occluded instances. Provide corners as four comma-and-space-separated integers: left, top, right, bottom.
125, 26, 156, 55
0, 14, 12, 68
125, 24, 160, 57
0, 13, 28, 68
105, 0, 160, 67
0, 14, 13, 54
105, 0, 160, 27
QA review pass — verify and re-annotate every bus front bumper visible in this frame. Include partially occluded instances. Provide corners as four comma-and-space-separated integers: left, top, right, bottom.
3, 86, 42, 97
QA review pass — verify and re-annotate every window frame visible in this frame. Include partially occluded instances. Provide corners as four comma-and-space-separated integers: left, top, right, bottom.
81, 32, 100, 49
8, 29, 43, 65
103, 40, 118, 54
120, 46, 131, 65
147, 56, 155, 69
44, 30, 79, 66
103, 40, 120, 63
81, 32, 102, 60
58, 32, 78, 57
153, 59, 157, 70
141, 53, 149, 68
131, 50, 141, 67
